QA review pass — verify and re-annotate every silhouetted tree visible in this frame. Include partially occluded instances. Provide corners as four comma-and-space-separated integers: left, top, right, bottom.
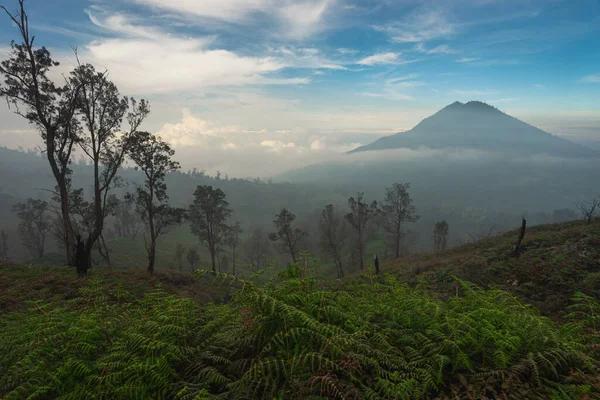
345, 193, 378, 270
433, 220, 449, 251
576, 197, 600, 224
381, 183, 419, 258
245, 228, 269, 271
189, 185, 231, 273
12, 198, 50, 258
112, 198, 140, 238
126, 131, 184, 274
186, 247, 200, 272
1, 0, 80, 264
174, 243, 186, 271
319, 204, 347, 278
226, 221, 243, 276
269, 208, 306, 263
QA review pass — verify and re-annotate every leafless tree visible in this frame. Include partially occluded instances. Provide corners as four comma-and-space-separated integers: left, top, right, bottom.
319, 204, 347, 278
345, 193, 378, 270
381, 183, 419, 258
186, 247, 200, 272
576, 197, 600, 224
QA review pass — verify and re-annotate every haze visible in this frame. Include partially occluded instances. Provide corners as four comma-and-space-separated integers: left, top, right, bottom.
1, 0, 600, 177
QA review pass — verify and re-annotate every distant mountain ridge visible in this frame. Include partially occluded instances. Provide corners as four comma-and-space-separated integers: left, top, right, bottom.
349, 101, 598, 158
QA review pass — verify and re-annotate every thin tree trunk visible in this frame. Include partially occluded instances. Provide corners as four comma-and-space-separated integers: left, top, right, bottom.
513, 218, 526, 257
148, 242, 156, 274
358, 228, 364, 270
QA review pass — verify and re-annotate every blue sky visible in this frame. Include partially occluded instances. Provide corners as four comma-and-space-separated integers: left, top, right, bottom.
1, 0, 599, 176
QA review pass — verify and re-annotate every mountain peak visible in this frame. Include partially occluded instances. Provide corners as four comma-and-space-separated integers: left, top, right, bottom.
348, 101, 599, 158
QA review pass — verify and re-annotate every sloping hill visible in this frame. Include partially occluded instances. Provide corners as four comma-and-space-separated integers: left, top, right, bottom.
377, 218, 600, 319
350, 101, 599, 158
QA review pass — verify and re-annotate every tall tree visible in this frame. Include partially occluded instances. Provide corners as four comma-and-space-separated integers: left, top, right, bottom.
433, 220, 449, 251
126, 131, 185, 274
345, 193, 378, 270
189, 185, 232, 273
381, 183, 419, 258
69, 62, 149, 275
245, 228, 269, 271
269, 208, 306, 263
319, 204, 347, 278
186, 248, 200, 272
226, 221, 243, 276
12, 198, 50, 258
1, 0, 81, 264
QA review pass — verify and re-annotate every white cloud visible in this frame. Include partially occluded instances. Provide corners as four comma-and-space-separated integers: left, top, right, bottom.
129, 0, 333, 39
337, 48, 358, 55
579, 74, 600, 83
77, 11, 328, 94
414, 43, 457, 54
385, 74, 420, 84
357, 52, 401, 65
456, 57, 479, 63
374, 9, 456, 43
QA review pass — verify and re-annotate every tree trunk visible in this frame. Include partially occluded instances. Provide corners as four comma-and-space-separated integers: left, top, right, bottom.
513, 218, 526, 257
232, 246, 236, 276
395, 225, 401, 258
148, 242, 156, 274
75, 235, 91, 277
210, 243, 217, 273
358, 228, 364, 270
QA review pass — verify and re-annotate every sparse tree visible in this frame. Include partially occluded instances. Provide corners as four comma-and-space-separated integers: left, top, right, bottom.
245, 228, 269, 271
226, 221, 243, 276
576, 197, 600, 224
12, 198, 50, 258
381, 183, 419, 258
174, 243, 186, 271
1, 1, 81, 264
319, 204, 347, 278
112, 198, 140, 238
269, 208, 306, 263
126, 131, 185, 274
345, 193, 378, 270
0, 229, 9, 261
69, 62, 149, 275
189, 185, 232, 273
433, 220, 449, 251
186, 247, 200, 272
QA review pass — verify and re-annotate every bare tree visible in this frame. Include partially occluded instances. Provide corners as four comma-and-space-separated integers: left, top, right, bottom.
126, 131, 184, 274
12, 198, 50, 258
576, 197, 600, 224
269, 208, 306, 263
433, 220, 449, 251
381, 183, 419, 258
319, 204, 347, 278
186, 247, 200, 272
245, 228, 269, 271
226, 221, 243, 276
345, 193, 378, 270
0, 229, 9, 261
112, 198, 140, 238
189, 185, 232, 273
1, 0, 81, 264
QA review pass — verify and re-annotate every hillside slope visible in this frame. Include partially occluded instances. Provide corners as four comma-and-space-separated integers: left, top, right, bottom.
377, 218, 600, 318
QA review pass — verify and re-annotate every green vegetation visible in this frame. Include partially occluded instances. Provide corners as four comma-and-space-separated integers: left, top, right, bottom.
1, 256, 599, 399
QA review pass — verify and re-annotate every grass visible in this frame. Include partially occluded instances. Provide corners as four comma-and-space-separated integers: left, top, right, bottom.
378, 218, 600, 319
